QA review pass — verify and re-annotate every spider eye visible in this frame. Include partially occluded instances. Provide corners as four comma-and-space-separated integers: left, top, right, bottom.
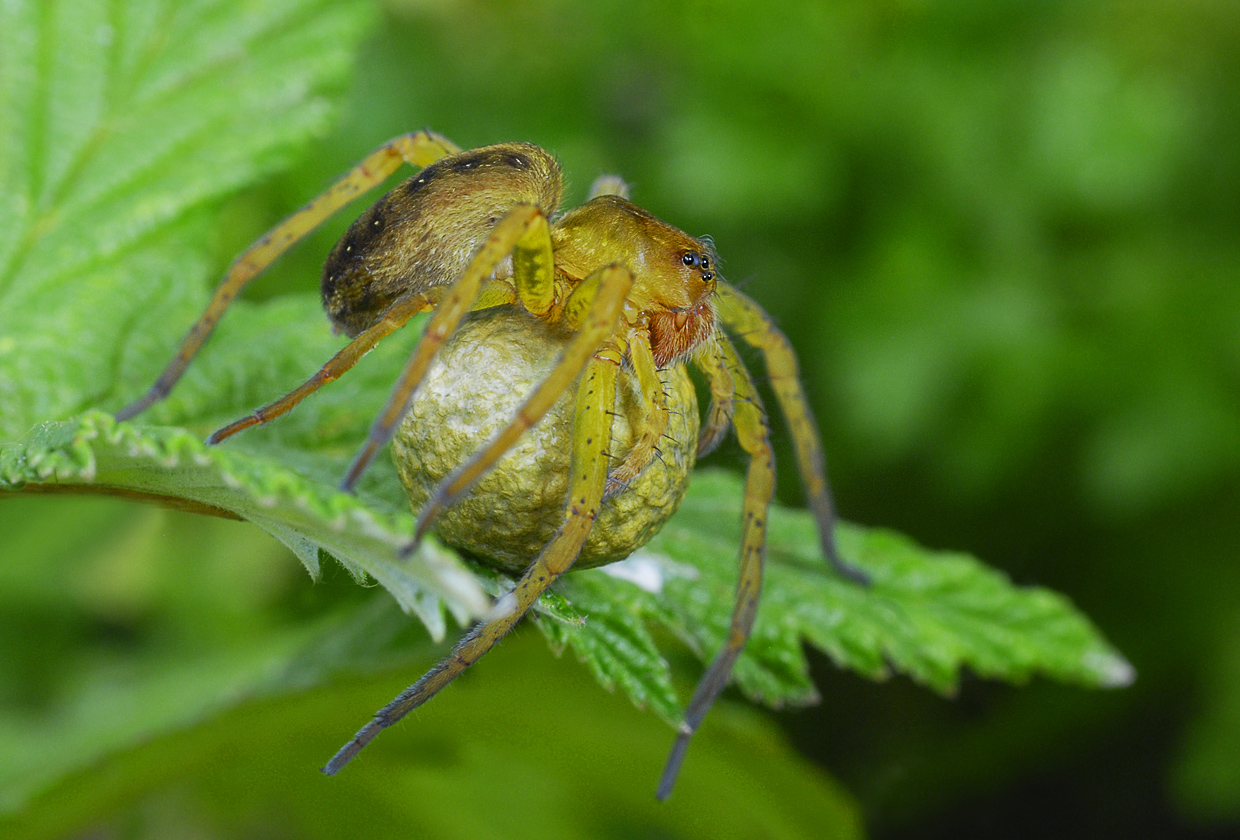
681, 252, 698, 268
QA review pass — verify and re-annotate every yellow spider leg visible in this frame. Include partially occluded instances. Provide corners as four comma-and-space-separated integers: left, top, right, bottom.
603, 325, 668, 498
206, 294, 432, 443
411, 264, 633, 544
691, 334, 735, 458
115, 131, 461, 421
657, 331, 774, 801
715, 283, 868, 584
323, 350, 621, 776
340, 204, 551, 491
205, 277, 520, 444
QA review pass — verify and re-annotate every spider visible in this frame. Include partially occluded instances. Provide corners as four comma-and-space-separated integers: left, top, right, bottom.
115, 130, 866, 799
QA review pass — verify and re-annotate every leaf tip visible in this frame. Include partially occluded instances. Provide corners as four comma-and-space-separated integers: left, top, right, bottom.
1085, 649, 1136, 689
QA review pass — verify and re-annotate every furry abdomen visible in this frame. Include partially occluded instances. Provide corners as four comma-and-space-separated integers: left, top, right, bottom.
321, 143, 564, 337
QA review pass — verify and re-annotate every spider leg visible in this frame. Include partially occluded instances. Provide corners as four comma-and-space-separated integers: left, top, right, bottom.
341, 204, 552, 491
691, 334, 735, 458
602, 326, 668, 499
206, 278, 521, 444
207, 294, 431, 443
411, 264, 633, 545
115, 131, 461, 422
657, 332, 774, 801
715, 283, 869, 585
323, 350, 621, 776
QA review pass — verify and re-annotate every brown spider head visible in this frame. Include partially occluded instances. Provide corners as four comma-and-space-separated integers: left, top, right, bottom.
553, 195, 719, 366
322, 143, 563, 337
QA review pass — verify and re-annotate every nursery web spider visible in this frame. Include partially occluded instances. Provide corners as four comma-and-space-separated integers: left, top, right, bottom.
116, 131, 866, 799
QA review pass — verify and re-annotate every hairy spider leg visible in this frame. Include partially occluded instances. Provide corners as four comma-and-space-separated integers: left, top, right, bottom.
692, 334, 736, 458
115, 131, 461, 421
657, 331, 775, 801
411, 265, 634, 546
602, 326, 670, 498
715, 284, 870, 585
205, 275, 525, 444
340, 204, 553, 491
207, 294, 431, 443
324, 342, 626, 776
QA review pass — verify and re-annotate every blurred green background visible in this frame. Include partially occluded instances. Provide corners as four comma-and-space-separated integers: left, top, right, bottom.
3, 0, 1239, 837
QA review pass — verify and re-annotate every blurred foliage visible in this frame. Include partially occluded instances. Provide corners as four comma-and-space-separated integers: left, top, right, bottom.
2, 0, 1239, 837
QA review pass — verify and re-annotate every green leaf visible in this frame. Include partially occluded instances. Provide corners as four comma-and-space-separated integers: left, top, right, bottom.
533, 567, 684, 725
541, 470, 1132, 726
0, 410, 486, 633
0, 0, 374, 440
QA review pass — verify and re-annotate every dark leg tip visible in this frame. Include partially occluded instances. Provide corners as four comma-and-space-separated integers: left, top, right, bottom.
656, 732, 691, 801
832, 555, 871, 587
114, 398, 150, 422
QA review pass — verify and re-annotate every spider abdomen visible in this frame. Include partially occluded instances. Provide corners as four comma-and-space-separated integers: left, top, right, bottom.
322, 143, 564, 337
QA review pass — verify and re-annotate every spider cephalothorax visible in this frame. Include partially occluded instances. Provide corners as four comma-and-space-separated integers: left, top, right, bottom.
115, 131, 864, 799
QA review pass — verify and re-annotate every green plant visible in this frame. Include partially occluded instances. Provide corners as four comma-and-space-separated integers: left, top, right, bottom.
0, 1, 1136, 836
